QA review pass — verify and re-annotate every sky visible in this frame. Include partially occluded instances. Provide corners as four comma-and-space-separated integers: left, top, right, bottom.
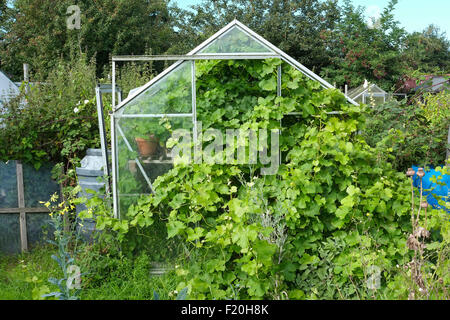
172, 0, 450, 38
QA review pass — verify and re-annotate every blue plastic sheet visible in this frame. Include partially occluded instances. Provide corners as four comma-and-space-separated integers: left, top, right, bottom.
411, 165, 449, 213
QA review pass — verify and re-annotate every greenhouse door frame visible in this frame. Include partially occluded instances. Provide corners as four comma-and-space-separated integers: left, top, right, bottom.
95, 83, 123, 194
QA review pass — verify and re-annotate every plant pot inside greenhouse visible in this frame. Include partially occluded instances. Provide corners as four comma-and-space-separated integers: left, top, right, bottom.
135, 134, 159, 157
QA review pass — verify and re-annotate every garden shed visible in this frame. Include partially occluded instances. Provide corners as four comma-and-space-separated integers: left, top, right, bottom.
110, 20, 358, 218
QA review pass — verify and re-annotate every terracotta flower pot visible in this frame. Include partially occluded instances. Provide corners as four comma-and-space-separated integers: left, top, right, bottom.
135, 135, 159, 157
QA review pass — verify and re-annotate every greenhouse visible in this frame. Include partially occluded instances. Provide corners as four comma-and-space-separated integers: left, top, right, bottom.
110, 20, 358, 218
347, 81, 387, 105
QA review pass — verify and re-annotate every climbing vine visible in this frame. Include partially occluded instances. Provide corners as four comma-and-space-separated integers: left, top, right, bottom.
85, 59, 447, 299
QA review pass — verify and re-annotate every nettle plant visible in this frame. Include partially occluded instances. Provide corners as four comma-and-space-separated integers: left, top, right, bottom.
90, 59, 442, 299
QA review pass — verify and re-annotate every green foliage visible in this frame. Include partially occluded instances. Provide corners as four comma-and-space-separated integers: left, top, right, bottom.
0, 245, 59, 300
96, 59, 443, 300
171, 0, 448, 91
0, 0, 176, 79
416, 89, 450, 125
77, 246, 179, 300
362, 93, 449, 171
0, 243, 180, 300
2, 0, 448, 89
0, 55, 99, 171
403, 25, 450, 74
115, 60, 155, 98
321, 0, 407, 90
1, 2, 448, 299
0, 0, 12, 42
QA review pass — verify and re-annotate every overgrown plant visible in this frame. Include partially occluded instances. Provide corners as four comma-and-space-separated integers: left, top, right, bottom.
363, 94, 449, 171
41, 190, 85, 300
88, 59, 428, 300
399, 167, 449, 299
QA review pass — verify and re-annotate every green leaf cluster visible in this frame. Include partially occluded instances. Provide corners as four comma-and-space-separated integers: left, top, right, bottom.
102, 59, 445, 299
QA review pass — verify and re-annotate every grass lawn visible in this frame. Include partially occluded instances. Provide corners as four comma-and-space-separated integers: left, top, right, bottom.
0, 244, 178, 300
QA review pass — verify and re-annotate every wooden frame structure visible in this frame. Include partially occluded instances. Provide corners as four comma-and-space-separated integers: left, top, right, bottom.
0, 160, 50, 252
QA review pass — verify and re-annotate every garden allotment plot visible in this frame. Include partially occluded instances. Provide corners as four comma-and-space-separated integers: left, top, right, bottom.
110, 20, 358, 219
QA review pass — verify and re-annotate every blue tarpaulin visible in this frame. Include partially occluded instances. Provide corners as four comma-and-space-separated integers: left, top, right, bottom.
411, 165, 449, 213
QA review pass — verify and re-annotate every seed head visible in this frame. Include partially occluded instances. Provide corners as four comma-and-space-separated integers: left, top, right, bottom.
420, 201, 428, 209
417, 168, 425, 178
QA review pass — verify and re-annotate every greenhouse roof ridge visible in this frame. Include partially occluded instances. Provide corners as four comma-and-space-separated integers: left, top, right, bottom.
112, 19, 358, 112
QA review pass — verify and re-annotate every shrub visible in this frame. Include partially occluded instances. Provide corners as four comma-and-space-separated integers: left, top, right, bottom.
0, 55, 99, 172
362, 92, 449, 172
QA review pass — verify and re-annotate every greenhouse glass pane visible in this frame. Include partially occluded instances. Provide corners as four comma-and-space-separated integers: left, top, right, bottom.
116, 117, 193, 216
118, 195, 142, 219
370, 85, 386, 94
363, 94, 386, 106
23, 163, 60, 207
122, 62, 192, 115
373, 96, 386, 105
0, 161, 18, 208
116, 121, 152, 196
199, 26, 273, 54
347, 86, 367, 100
355, 95, 363, 104
0, 214, 20, 254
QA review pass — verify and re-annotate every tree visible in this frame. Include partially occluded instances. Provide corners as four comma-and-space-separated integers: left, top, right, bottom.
0, 0, 177, 80
403, 25, 450, 74
320, 0, 407, 91
0, 0, 14, 49
0, 0, 8, 28
169, 0, 341, 73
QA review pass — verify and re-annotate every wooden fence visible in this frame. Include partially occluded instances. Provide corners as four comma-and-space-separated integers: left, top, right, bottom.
0, 160, 57, 253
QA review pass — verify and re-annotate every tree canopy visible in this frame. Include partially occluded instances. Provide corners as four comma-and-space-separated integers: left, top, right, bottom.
0, 0, 448, 88
0, 0, 177, 79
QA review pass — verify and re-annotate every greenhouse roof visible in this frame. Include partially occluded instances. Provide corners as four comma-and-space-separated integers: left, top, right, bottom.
113, 19, 358, 112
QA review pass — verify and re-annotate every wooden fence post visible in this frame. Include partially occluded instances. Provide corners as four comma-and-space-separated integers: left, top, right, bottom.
16, 160, 28, 252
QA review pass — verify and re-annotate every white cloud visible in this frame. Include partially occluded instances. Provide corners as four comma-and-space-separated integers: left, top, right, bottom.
366, 5, 381, 29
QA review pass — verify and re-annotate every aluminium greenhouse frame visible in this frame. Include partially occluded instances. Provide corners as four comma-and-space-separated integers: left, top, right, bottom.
109, 20, 359, 219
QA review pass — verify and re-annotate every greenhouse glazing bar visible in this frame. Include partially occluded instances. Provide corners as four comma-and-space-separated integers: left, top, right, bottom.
277, 65, 282, 166
115, 113, 193, 118
112, 53, 281, 61
192, 61, 198, 147
111, 110, 118, 218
